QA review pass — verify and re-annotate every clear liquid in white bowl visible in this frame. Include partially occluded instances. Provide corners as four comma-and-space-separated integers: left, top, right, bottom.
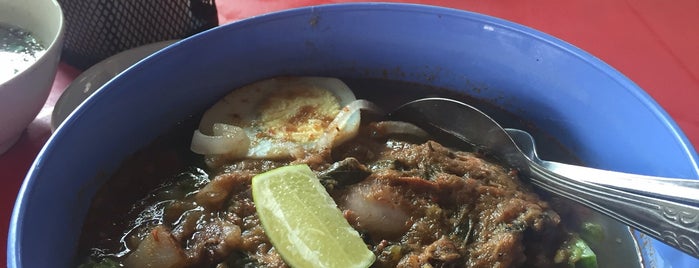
0, 22, 46, 84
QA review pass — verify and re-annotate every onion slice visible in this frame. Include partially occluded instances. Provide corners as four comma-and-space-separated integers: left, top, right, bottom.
190, 123, 250, 158
315, 99, 384, 151
370, 121, 430, 140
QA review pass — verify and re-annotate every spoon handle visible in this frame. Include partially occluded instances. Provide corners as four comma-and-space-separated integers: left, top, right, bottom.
541, 161, 699, 206
527, 163, 699, 259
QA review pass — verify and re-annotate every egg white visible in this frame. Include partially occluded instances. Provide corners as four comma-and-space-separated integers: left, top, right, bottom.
197, 77, 357, 159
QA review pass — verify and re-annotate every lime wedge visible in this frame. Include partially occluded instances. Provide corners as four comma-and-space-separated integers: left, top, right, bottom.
252, 164, 375, 268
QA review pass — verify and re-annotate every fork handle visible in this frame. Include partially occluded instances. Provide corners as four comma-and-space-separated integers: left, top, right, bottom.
541, 160, 699, 206
527, 162, 699, 259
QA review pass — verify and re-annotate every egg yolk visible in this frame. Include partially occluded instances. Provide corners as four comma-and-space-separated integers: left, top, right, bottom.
255, 86, 340, 143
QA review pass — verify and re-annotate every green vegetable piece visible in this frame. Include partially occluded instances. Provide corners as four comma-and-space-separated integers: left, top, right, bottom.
554, 235, 598, 268
580, 221, 605, 243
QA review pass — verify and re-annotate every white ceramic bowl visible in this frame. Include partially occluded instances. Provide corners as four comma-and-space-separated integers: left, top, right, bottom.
0, 0, 64, 154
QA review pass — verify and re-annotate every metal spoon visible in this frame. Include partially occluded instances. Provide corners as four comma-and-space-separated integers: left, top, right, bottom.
389, 97, 699, 259
505, 128, 699, 205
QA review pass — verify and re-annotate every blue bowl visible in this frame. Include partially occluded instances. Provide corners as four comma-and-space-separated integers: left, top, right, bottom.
9, 3, 699, 267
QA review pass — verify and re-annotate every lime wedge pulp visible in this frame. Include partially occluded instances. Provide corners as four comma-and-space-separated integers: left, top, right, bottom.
251, 164, 376, 268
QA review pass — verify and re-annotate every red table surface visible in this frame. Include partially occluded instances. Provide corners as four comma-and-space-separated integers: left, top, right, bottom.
2, 0, 698, 263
